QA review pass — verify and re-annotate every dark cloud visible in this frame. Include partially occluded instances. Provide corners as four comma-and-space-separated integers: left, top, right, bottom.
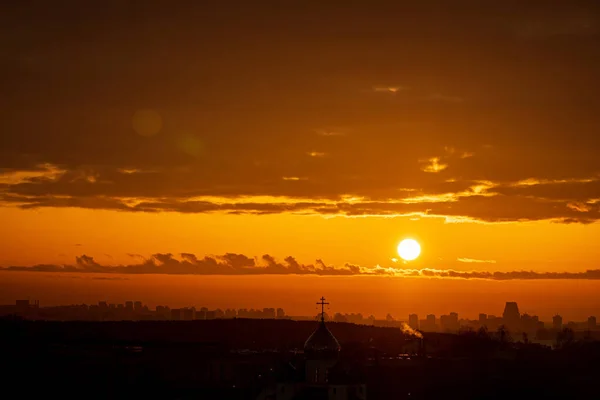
401, 268, 600, 281
491, 179, 600, 202
1, 253, 368, 276
1, 1, 600, 223
2, 190, 600, 223
76, 255, 100, 268
3, 253, 600, 280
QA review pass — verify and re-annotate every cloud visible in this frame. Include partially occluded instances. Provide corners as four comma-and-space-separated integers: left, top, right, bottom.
314, 129, 346, 137
457, 258, 497, 264
3, 253, 600, 281
281, 177, 307, 181
372, 86, 406, 93
395, 268, 600, 281
1, 2, 600, 225
1, 253, 374, 276
420, 157, 448, 173
126, 253, 146, 260
567, 202, 592, 212
0, 164, 66, 185
3, 182, 600, 223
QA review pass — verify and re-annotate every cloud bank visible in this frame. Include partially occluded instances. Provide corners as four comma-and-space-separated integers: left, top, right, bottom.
2, 2, 600, 224
3, 253, 600, 281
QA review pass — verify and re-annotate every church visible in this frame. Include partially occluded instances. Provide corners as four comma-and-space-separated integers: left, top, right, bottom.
257, 297, 367, 400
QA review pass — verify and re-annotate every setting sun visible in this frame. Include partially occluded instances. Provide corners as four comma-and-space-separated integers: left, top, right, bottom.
397, 239, 421, 261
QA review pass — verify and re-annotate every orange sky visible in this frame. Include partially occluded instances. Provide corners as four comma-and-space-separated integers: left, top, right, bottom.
2, 206, 600, 321
2, 206, 600, 271
1, 2, 600, 320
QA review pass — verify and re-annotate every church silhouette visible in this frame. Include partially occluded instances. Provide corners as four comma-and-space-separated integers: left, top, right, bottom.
257, 297, 367, 400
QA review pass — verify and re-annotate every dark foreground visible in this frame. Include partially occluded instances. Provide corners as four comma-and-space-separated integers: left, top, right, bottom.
2, 318, 599, 399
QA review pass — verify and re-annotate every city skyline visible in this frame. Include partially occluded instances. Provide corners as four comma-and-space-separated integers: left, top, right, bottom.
3, 298, 598, 333
3, 270, 600, 321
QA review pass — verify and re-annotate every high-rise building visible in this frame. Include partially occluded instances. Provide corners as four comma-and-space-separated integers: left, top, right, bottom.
182, 308, 194, 320
503, 302, 521, 330
156, 305, 168, 319
196, 310, 206, 320
134, 301, 143, 312
520, 314, 540, 332
440, 315, 450, 331
408, 314, 419, 330
553, 315, 563, 331
588, 316, 596, 330
205, 310, 216, 320
420, 314, 436, 332
440, 313, 459, 332
479, 313, 487, 325
276, 308, 285, 319
449, 312, 459, 331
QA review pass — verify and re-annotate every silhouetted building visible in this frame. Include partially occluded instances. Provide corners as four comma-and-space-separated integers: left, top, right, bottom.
155, 305, 169, 320
521, 314, 541, 332
479, 313, 487, 324
408, 314, 419, 330
553, 315, 563, 331
503, 302, 521, 331
257, 297, 366, 400
304, 317, 340, 383
182, 308, 194, 321
420, 314, 436, 332
439, 312, 459, 332
588, 316, 597, 330
196, 310, 206, 320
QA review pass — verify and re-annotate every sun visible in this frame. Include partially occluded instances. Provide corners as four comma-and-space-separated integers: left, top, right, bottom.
397, 239, 421, 261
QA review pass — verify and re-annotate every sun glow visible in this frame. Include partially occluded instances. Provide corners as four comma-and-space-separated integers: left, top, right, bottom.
397, 239, 421, 261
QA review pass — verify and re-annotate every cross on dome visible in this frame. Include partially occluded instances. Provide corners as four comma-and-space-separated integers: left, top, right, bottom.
317, 296, 329, 322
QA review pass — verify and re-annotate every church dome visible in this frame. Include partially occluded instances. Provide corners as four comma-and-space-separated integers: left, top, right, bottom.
304, 320, 341, 355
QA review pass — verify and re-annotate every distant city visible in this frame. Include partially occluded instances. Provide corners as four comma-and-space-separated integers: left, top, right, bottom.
2, 299, 597, 336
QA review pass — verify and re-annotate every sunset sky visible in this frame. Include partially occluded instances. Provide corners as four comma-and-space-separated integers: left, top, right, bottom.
2, 1, 600, 321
